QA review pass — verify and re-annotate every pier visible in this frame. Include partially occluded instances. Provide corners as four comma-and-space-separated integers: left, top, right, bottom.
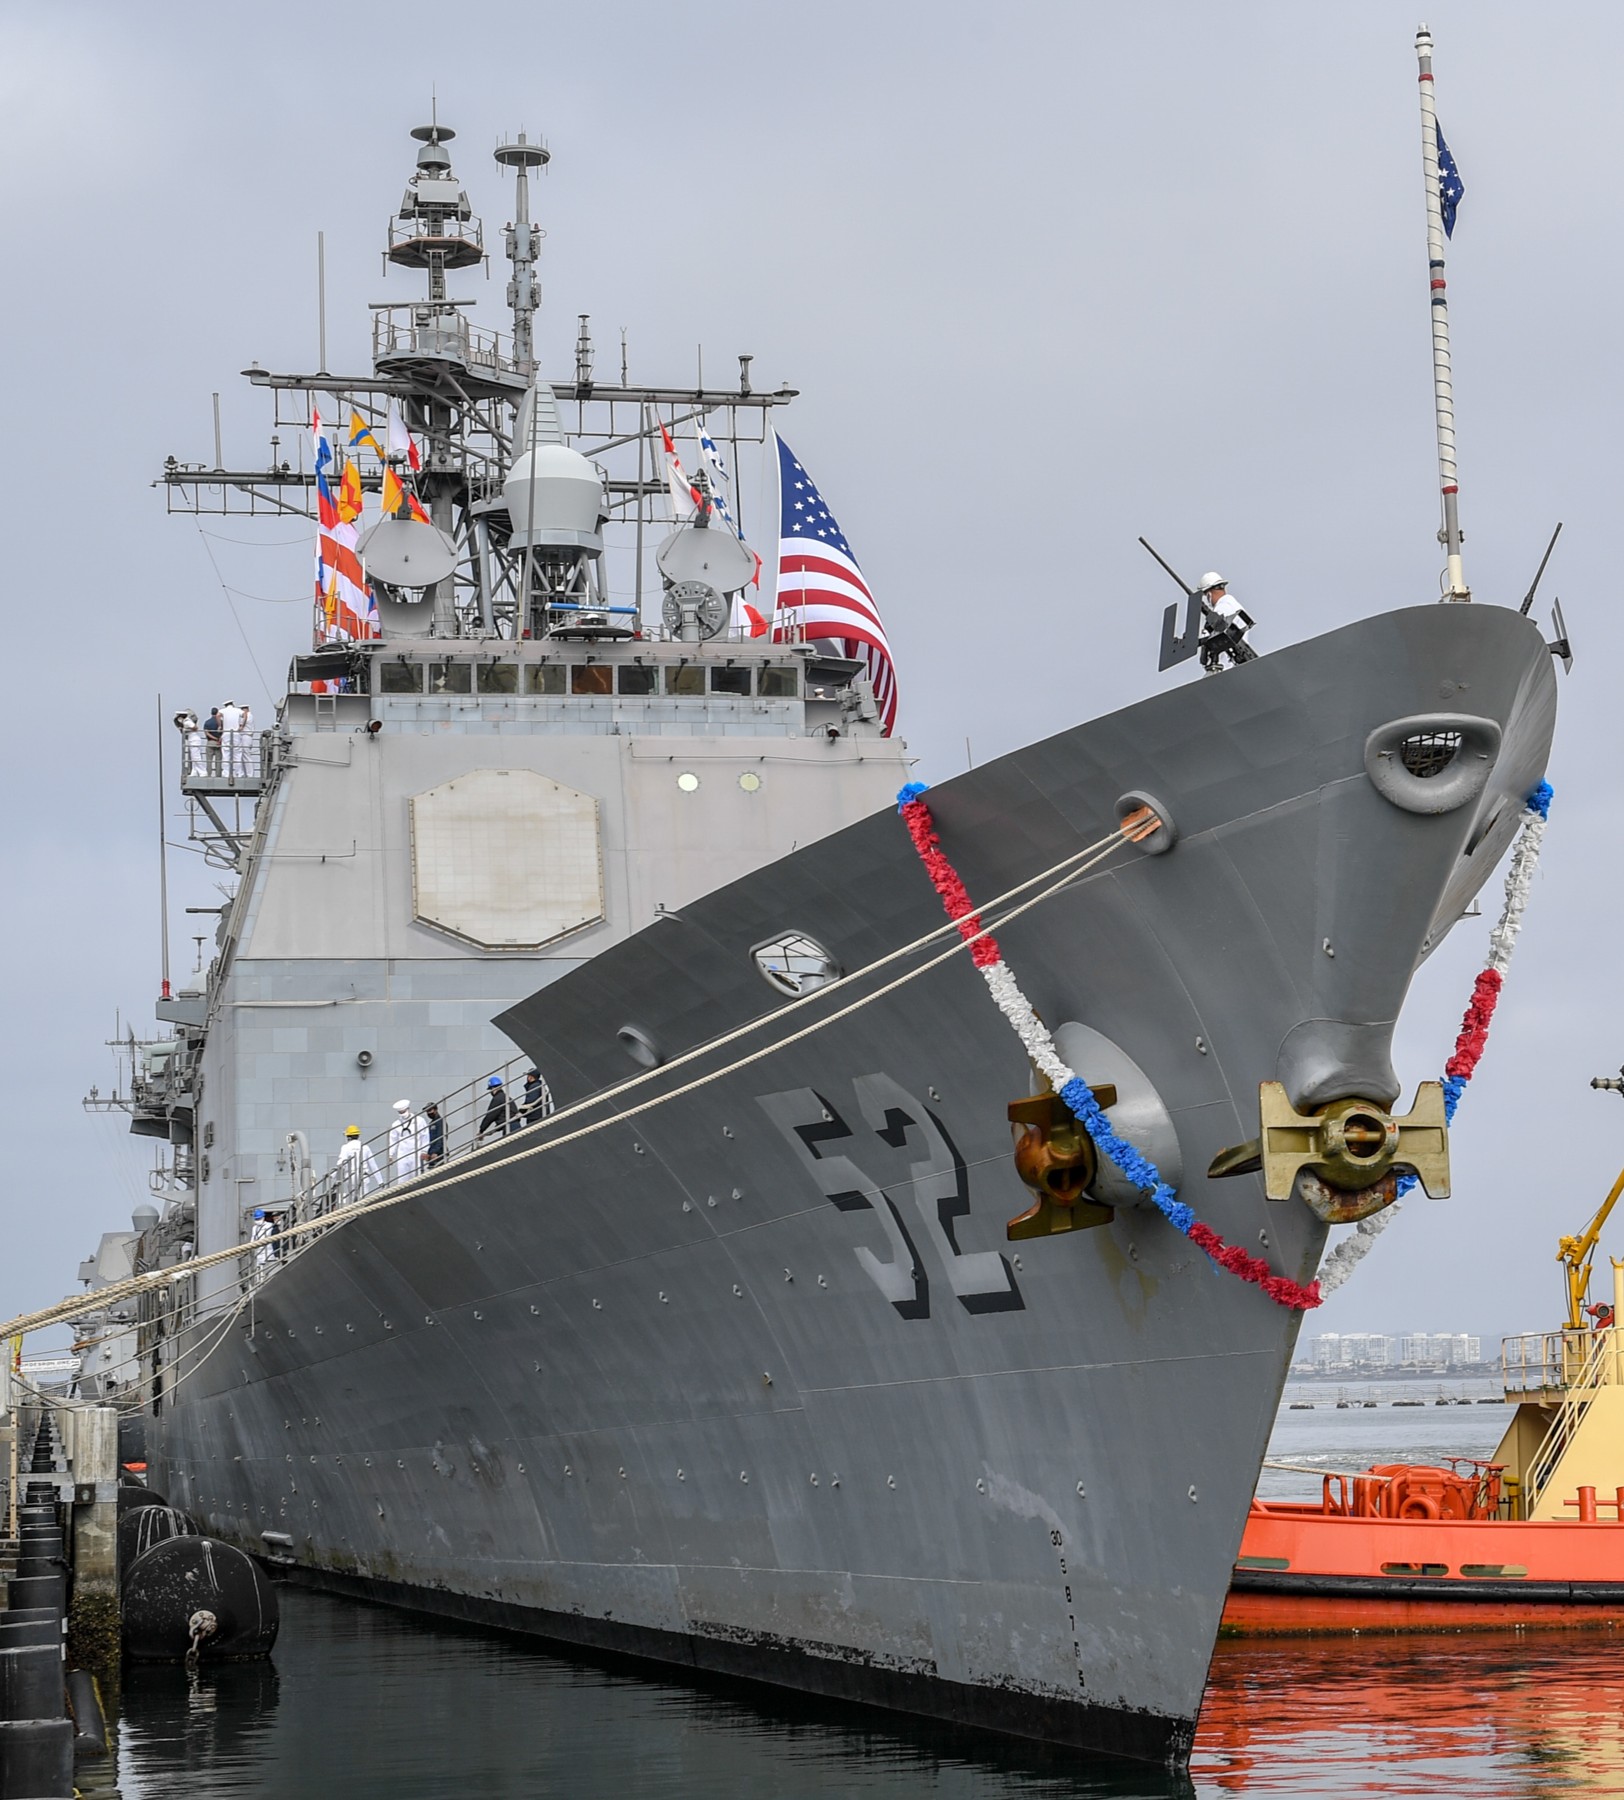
1, 1368, 118, 1795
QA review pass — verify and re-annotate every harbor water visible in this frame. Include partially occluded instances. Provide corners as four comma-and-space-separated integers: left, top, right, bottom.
104, 1377, 1624, 1800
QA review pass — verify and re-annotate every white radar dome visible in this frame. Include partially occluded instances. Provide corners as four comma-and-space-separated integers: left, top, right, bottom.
503, 443, 605, 552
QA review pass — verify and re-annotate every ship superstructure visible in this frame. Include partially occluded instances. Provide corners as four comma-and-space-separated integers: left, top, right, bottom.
127, 126, 909, 1321
34, 111, 1564, 1766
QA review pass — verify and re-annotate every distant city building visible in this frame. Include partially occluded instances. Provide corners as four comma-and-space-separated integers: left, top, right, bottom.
1305, 1332, 1481, 1370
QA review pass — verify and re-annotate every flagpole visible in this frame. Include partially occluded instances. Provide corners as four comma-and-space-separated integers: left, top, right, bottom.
1416, 24, 1469, 601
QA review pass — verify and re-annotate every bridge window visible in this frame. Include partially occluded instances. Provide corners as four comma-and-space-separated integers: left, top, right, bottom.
379, 661, 423, 694
710, 666, 751, 696
571, 665, 613, 696
477, 663, 519, 694
759, 666, 799, 698
526, 664, 565, 696
617, 665, 656, 696
665, 665, 705, 697
428, 662, 472, 695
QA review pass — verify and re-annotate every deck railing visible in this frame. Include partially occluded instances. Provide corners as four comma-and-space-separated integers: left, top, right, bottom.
1523, 1329, 1616, 1515
248, 1049, 558, 1277
178, 728, 266, 793
1501, 1327, 1614, 1397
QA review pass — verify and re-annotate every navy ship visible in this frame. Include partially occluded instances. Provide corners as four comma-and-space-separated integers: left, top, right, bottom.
32, 106, 1560, 1765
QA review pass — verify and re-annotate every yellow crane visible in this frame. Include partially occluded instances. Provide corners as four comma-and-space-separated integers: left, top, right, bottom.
1557, 1071, 1624, 1330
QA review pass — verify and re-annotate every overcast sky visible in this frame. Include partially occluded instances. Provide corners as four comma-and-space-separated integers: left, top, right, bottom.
2, 0, 1618, 1346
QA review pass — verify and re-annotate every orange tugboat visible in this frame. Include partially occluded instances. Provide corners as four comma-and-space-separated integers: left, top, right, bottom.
1225, 1076, 1624, 1634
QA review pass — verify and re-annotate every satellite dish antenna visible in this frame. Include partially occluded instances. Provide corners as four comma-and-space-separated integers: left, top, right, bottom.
656, 524, 755, 596
663, 580, 729, 641
358, 516, 459, 590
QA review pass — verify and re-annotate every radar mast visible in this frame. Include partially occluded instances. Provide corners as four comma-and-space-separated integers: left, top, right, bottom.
495, 134, 550, 376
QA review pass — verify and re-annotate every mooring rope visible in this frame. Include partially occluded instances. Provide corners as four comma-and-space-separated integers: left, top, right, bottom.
895, 782, 1323, 1311
1, 814, 1151, 1345
1316, 780, 1553, 1295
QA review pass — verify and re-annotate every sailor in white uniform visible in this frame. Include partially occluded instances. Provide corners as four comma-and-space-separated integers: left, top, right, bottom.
219, 701, 244, 780
249, 1208, 275, 1280
388, 1099, 429, 1184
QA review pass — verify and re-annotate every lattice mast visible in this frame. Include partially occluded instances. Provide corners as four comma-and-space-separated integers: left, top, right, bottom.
1415, 25, 1469, 602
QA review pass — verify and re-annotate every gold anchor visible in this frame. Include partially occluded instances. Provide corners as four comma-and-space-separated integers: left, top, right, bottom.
1207, 1082, 1450, 1222
1006, 1080, 1118, 1240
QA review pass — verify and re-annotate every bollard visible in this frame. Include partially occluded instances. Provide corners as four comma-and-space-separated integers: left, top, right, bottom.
1579, 1485, 1598, 1522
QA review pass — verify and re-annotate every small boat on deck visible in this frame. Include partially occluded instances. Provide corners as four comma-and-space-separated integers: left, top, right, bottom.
1225, 1078, 1624, 1634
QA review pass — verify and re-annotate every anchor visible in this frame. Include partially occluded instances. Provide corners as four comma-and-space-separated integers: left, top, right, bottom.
1207, 1082, 1450, 1223
1006, 1081, 1118, 1240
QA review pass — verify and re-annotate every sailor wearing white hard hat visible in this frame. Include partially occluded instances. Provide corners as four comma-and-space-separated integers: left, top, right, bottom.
1196, 572, 1256, 672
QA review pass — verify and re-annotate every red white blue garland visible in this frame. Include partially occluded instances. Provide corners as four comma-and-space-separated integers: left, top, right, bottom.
896, 783, 1323, 1311
897, 777, 1553, 1312
1318, 778, 1553, 1294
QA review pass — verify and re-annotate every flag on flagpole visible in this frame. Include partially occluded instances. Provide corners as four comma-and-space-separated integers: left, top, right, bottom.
771, 432, 897, 733
406, 493, 431, 526
380, 467, 405, 517
658, 416, 700, 522
694, 413, 763, 594
312, 412, 377, 644
338, 461, 364, 525
386, 399, 422, 472
1436, 127, 1465, 237
348, 410, 383, 457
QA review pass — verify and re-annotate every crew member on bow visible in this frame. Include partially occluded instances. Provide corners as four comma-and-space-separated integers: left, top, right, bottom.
1196, 571, 1257, 673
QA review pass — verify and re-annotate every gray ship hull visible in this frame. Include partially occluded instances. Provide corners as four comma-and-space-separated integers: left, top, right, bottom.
149, 603, 1555, 1764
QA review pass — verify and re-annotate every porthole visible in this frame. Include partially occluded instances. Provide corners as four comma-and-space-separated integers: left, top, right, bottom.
676, 772, 700, 793
738, 771, 762, 793
751, 931, 841, 998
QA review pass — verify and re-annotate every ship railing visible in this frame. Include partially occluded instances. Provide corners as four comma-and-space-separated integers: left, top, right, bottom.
372, 309, 517, 376
267, 1048, 558, 1261
1501, 1327, 1615, 1398
1520, 1330, 1617, 1516
177, 728, 266, 796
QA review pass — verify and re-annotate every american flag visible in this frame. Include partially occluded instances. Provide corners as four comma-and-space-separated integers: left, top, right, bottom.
772, 432, 897, 734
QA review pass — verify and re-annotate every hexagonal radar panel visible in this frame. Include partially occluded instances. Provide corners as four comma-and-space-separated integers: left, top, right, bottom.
409, 768, 603, 950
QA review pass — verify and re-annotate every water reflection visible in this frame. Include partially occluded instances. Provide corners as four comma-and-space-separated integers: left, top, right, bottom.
112, 1587, 1624, 1799
1196, 1631, 1624, 1796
